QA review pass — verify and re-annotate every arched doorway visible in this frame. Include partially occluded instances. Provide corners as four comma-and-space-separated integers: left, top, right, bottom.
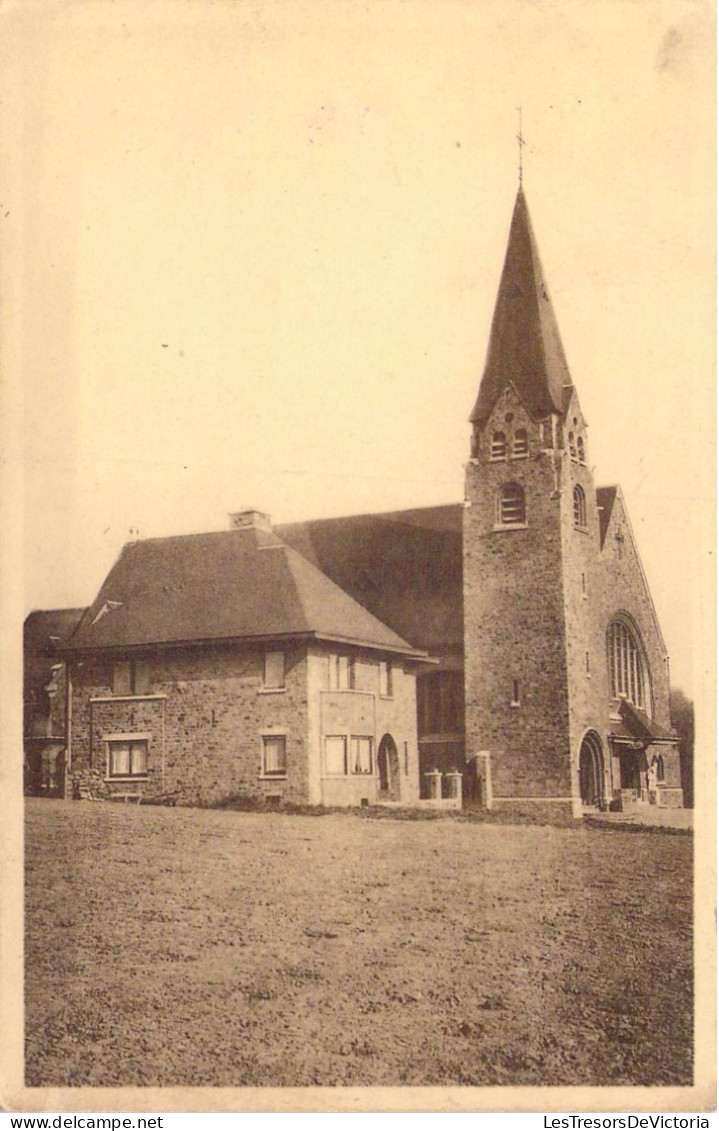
377, 734, 400, 801
579, 731, 605, 808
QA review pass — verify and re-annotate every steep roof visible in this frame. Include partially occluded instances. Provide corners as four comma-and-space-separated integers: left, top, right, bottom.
470, 187, 571, 425
277, 504, 464, 655
63, 525, 422, 657
596, 486, 618, 549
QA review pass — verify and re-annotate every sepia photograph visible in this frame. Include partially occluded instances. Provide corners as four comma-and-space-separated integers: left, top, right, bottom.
2, 0, 715, 1114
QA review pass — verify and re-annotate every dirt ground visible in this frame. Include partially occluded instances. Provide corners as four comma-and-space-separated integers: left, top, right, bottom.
24, 798, 693, 1088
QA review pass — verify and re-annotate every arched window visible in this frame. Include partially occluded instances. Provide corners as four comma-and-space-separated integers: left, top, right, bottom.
573, 484, 587, 527
568, 431, 577, 460
499, 483, 526, 526
490, 431, 507, 459
656, 755, 665, 782
512, 428, 528, 457
577, 435, 585, 464
606, 620, 648, 709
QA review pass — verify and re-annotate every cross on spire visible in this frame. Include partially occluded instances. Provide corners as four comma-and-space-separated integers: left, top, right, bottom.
516, 106, 526, 184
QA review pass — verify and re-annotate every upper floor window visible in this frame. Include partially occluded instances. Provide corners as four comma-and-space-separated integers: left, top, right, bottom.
379, 661, 393, 698
417, 671, 464, 735
112, 659, 151, 697
577, 435, 586, 464
512, 428, 528, 457
490, 431, 507, 459
499, 483, 526, 526
607, 620, 647, 709
263, 650, 285, 690
573, 484, 587, 528
329, 653, 355, 691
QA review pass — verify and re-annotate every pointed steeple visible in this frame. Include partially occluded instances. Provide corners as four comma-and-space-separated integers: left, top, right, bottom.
470, 187, 571, 425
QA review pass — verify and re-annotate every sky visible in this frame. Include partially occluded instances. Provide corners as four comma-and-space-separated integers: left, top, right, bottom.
3, 0, 715, 699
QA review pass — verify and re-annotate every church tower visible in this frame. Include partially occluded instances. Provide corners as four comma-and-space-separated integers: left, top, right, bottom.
463, 187, 601, 814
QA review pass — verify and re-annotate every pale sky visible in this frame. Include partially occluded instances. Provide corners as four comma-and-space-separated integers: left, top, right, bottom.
3, 0, 715, 698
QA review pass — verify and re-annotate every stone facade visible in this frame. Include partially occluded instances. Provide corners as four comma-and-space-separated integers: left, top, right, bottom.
67, 642, 420, 808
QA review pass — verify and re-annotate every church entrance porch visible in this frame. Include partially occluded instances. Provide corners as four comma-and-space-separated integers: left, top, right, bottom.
578, 731, 605, 809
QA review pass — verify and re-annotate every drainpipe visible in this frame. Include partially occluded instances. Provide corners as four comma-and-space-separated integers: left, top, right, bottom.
65, 661, 72, 799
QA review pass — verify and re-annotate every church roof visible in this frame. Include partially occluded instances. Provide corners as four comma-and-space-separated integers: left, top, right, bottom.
596, 486, 618, 549
278, 505, 464, 655
62, 525, 423, 658
470, 187, 571, 425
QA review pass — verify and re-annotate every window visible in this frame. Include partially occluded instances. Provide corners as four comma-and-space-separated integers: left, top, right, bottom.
325, 735, 347, 775
417, 671, 464, 735
585, 651, 590, 675
568, 431, 577, 460
108, 738, 148, 778
577, 435, 586, 464
490, 431, 507, 459
512, 428, 528, 457
511, 679, 520, 706
573, 484, 587, 528
656, 755, 665, 782
607, 620, 647, 708
379, 661, 393, 697
329, 654, 354, 690
112, 659, 150, 696
351, 736, 373, 775
263, 650, 285, 690
262, 734, 287, 777
581, 571, 587, 597
499, 483, 526, 526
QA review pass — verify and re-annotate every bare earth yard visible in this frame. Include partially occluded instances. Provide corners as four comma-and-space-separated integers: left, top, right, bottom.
25, 799, 693, 1088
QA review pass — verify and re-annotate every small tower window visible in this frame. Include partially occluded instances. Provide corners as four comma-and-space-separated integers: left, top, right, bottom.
499, 483, 526, 526
568, 431, 577, 460
511, 679, 520, 706
512, 428, 528, 457
490, 431, 507, 459
577, 435, 586, 464
573, 485, 587, 528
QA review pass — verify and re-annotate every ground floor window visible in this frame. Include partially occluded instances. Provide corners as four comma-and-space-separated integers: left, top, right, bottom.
262, 734, 287, 777
325, 735, 373, 776
351, 736, 373, 774
107, 738, 148, 778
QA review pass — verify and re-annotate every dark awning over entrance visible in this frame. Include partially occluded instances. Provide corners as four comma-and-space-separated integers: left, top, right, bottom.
616, 700, 676, 744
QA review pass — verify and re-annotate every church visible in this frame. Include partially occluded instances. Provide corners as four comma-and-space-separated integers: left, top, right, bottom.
46, 184, 683, 815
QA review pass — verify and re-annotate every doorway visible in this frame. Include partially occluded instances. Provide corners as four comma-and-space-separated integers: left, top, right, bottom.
377, 734, 400, 801
579, 732, 605, 808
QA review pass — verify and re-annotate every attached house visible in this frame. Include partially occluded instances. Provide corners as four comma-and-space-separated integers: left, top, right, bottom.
60, 510, 427, 807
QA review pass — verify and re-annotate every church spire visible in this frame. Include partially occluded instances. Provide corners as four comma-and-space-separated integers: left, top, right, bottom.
469, 187, 571, 426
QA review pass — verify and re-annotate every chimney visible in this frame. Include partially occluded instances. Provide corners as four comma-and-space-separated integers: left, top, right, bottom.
229, 510, 273, 532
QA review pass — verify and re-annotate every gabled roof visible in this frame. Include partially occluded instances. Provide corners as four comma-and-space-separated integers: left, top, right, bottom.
595, 486, 618, 550
277, 504, 464, 654
470, 187, 571, 426
63, 525, 422, 658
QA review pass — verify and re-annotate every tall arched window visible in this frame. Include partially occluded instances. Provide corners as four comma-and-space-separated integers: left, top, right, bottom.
577, 435, 586, 464
512, 428, 528, 457
607, 620, 648, 709
499, 483, 526, 526
573, 484, 587, 528
490, 431, 507, 459
568, 431, 577, 459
